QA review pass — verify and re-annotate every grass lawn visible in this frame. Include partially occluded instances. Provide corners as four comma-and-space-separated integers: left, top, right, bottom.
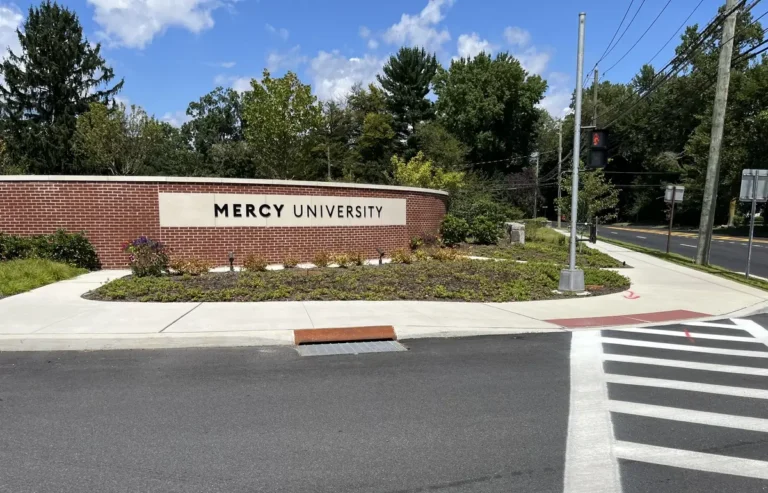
598, 236, 768, 292
85, 260, 630, 303
0, 259, 87, 298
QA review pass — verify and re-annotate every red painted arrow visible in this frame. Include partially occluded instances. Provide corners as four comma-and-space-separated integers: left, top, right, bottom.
623, 291, 640, 300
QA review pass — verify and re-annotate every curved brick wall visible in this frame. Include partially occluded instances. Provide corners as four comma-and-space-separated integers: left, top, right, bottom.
0, 177, 448, 268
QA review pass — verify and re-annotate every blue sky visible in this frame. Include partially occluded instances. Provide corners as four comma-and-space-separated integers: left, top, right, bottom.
0, 0, 725, 125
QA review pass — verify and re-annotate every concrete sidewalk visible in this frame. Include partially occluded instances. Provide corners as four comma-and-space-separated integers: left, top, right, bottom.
1, 239, 767, 351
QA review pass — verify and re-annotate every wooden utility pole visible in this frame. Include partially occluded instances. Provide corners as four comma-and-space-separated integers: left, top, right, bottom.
593, 68, 599, 127
696, 0, 738, 265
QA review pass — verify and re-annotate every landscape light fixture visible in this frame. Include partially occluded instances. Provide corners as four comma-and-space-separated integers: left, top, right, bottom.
377, 248, 385, 265
229, 251, 235, 272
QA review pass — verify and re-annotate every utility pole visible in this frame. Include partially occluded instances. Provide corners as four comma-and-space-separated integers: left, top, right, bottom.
557, 123, 563, 229
696, 0, 738, 265
559, 12, 586, 293
533, 152, 540, 219
593, 67, 599, 127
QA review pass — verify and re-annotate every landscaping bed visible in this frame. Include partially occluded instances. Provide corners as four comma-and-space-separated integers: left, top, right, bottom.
459, 242, 625, 269
0, 259, 87, 298
85, 259, 630, 303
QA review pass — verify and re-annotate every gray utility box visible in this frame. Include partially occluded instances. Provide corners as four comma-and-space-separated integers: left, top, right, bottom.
505, 222, 525, 245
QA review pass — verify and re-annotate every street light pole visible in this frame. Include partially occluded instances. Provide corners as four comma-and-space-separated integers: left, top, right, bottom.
557, 123, 563, 229
559, 12, 586, 293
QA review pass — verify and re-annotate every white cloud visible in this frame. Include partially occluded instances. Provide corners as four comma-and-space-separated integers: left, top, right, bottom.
162, 110, 192, 128
0, 4, 22, 58
87, 0, 236, 49
503, 26, 530, 47
359, 26, 371, 39
367, 39, 379, 50
539, 71, 572, 118
383, 0, 454, 52
217, 61, 236, 69
455, 33, 495, 60
266, 23, 289, 40
214, 74, 253, 93
516, 48, 551, 75
308, 50, 385, 101
266, 45, 308, 72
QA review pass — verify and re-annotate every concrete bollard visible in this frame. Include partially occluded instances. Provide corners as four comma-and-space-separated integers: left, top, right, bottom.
504, 222, 525, 245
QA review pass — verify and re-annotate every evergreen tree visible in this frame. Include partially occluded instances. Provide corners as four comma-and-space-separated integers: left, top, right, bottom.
377, 47, 439, 140
0, 1, 123, 174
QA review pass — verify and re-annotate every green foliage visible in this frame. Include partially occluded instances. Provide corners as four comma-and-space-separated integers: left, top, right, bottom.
390, 248, 414, 264
182, 87, 244, 159
168, 257, 213, 276
312, 250, 332, 268
88, 260, 629, 303
0, 230, 100, 270
440, 215, 470, 246
433, 52, 547, 174
0, 259, 86, 297
392, 151, 465, 194
332, 253, 353, 268
410, 121, 468, 169
378, 47, 439, 140
558, 164, 620, 223
243, 254, 269, 272
123, 237, 169, 277
470, 216, 500, 245
242, 70, 323, 179
282, 255, 300, 269
349, 251, 367, 266
0, 1, 123, 174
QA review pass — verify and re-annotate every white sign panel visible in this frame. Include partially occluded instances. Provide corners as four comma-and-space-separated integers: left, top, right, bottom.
664, 185, 685, 203
740, 169, 768, 203
158, 193, 407, 227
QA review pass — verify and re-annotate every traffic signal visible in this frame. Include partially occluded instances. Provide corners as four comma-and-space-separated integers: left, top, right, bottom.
588, 129, 608, 169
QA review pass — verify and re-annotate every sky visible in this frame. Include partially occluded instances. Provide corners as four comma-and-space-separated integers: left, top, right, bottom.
0, 0, 726, 126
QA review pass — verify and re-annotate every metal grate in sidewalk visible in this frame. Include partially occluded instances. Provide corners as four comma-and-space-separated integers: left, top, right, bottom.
296, 340, 407, 357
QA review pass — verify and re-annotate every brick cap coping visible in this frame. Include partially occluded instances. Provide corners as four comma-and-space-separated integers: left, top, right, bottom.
0, 175, 449, 197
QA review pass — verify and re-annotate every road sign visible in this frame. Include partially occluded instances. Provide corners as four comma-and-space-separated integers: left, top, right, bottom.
664, 185, 685, 204
740, 169, 768, 203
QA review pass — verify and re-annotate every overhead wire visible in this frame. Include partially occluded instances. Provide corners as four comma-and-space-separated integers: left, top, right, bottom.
583, 0, 637, 87
646, 0, 707, 66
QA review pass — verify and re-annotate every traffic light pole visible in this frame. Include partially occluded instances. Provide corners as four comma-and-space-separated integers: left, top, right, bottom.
559, 12, 586, 293
557, 124, 563, 229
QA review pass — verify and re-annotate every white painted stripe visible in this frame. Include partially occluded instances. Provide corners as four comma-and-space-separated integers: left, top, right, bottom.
681, 244, 696, 248
601, 337, 768, 358
608, 401, 768, 433
614, 441, 768, 480
615, 328, 758, 342
564, 331, 621, 493
734, 318, 768, 340
603, 354, 768, 376
610, 232, 618, 235
636, 236, 647, 239
604, 374, 768, 399
684, 321, 749, 330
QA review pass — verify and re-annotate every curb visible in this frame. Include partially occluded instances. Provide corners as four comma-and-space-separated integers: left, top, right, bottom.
294, 326, 396, 345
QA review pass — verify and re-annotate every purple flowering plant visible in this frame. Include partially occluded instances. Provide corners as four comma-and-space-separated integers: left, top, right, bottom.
122, 236, 169, 277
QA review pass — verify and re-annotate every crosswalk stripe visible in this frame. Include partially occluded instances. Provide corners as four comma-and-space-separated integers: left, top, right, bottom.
613, 441, 768, 480
614, 328, 759, 342
604, 374, 768, 399
601, 337, 768, 358
608, 400, 768, 433
683, 321, 748, 330
603, 354, 768, 376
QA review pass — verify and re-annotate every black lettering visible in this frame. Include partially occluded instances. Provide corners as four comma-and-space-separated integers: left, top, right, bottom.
233, 204, 242, 218
294, 205, 303, 218
338, 204, 344, 218
259, 204, 271, 218
355, 206, 362, 218
368, 205, 375, 217
214, 203, 228, 217
325, 205, 334, 217
274, 204, 285, 218
376, 206, 383, 218
246, 204, 256, 217
346, 205, 353, 218
307, 205, 317, 218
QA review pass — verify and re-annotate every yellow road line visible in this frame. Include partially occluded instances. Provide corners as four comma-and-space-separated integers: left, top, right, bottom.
605, 227, 768, 245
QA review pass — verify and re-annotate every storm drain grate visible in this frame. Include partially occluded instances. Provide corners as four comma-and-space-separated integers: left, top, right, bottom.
296, 340, 408, 357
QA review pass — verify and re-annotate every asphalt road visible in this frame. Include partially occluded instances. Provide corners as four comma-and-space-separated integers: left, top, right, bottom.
601, 226, 768, 278
0, 334, 571, 493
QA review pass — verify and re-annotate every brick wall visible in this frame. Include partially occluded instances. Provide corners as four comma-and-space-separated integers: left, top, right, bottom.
0, 178, 447, 268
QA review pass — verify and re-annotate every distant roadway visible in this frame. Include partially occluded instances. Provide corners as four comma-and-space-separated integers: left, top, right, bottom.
600, 225, 768, 279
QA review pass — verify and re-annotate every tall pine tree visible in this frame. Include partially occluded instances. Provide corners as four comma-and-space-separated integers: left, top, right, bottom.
0, 1, 123, 174
377, 47, 438, 141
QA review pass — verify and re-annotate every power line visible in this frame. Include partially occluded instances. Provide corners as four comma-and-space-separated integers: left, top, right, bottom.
602, 0, 674, 79
584, 0, 637, 86
647, 0, 707, 66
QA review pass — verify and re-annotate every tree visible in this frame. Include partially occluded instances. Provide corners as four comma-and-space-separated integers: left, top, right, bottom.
242, 70, 323, 179
433, 52, 547, 174
0, 1, 123, 174
557, 164, 620, 223
392, 151, 464, 195
410, 121, 468, 170
315, 100, 355, 181
377, 47, 439, 140
182, 87, 244, 160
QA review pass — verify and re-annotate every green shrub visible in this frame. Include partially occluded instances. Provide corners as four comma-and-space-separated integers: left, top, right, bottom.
332, 253, 352, 268
391, 248, 414, 264
168, 257, 212, 276
440, 215, 469, 246
243, 254, 269, 272
430, 247, 460, 262
313, 250, 332, 268
451, 198, 524, 227
283, 255, 300, 269
349, 251, 367, 266
0, 259, 87, 297
123, 237, 169, 277
0, 230, 100, 270
410, 237, 424, 250
470, 216, 501, 245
